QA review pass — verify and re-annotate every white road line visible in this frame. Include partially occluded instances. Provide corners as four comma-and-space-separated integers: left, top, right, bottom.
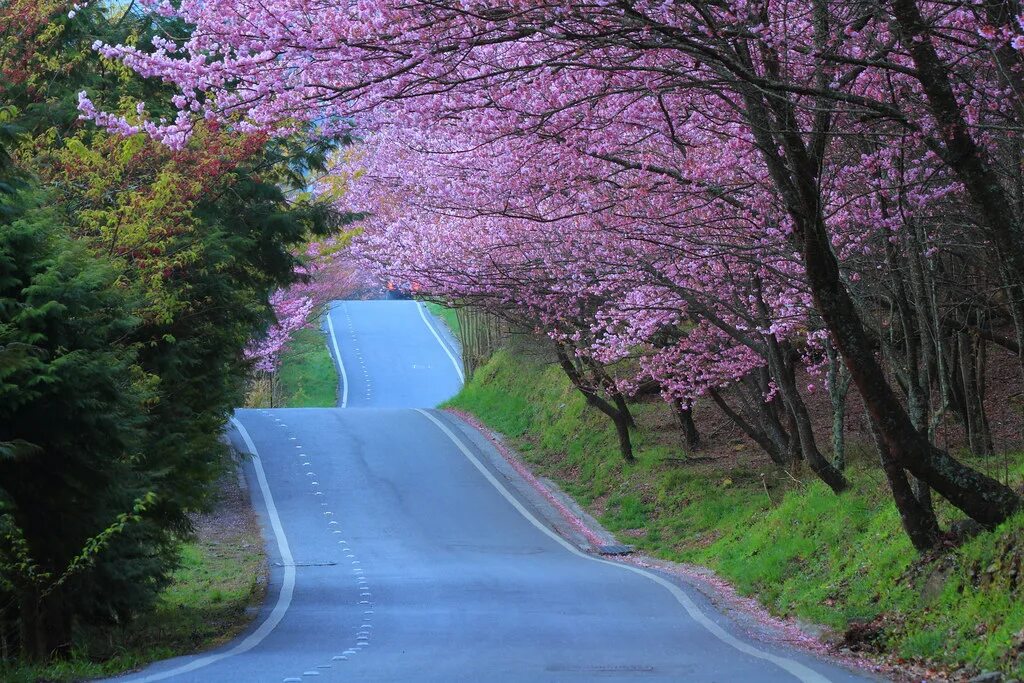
414, 409, 832, 683
416, 302, 465, 383
119, 417, 296, 682
326, 306, 349, 408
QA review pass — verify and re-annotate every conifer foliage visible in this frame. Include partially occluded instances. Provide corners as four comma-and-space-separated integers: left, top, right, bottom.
0, 0, 341, 662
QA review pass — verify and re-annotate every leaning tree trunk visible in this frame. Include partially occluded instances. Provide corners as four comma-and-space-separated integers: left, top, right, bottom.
740, 79, 1020, 527
867, 419, 942, 550
891, 0, 1024, 386
760, 323, 848, 492
739, 371, 799, 466
553, 343, 635, 462
709, 388, 792, 467
801, 207, 1019, 525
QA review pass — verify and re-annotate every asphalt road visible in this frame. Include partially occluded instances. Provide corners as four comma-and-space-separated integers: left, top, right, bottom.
109, 300, 881, 683
324, 300, 464, 408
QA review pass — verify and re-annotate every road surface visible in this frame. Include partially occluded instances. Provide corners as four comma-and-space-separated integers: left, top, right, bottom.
109, 300, 880, 683
324, 300, 463, 408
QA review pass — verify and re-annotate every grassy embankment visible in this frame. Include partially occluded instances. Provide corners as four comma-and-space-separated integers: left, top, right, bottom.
247, 319, 339, 408
426, 301, 462, 339
2, 474, 266, 683
274, 325, 338, 407
447, 347, 1024, 678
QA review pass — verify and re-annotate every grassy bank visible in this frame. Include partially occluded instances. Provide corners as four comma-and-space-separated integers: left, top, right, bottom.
247, 322, 338, 408
276, 325, 337, 407
2, 473, 266, 683
426, 301, 462, 338
448, 348, 1024, 678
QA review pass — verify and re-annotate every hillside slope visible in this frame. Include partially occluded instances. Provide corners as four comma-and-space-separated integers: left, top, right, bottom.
447, 349, 1024, 680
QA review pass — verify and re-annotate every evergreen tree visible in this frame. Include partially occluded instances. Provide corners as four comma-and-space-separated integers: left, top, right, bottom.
0, 0, 341, 663
0, 198, 170, 659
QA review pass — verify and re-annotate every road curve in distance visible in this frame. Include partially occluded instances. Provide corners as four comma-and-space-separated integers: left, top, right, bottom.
325, 300, 463, 408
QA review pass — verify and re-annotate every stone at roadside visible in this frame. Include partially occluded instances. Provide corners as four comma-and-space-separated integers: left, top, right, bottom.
967, 672, 1004, 683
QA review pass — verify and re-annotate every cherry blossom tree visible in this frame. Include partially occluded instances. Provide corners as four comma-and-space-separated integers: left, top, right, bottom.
79, 0, 1024, 547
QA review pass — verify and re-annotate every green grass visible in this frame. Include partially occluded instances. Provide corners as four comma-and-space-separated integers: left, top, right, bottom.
426, 302, 462, 339
276, 325, 338, 407
448, 348, 1024, 677
1, 496, 266, 682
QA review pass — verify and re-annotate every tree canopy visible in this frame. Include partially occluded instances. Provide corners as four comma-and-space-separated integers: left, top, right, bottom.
84, 0, 1024, 549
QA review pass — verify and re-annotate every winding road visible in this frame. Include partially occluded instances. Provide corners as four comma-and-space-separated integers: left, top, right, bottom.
109, 300, 881, 683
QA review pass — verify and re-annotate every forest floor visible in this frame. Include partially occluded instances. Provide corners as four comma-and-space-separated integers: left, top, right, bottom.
2, 470, 267, 683
445, 346, 1024, 682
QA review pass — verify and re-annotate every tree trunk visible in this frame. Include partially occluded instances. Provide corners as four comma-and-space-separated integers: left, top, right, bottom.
611, 387, 638, 430
583, 357, 638, 429
673, 400, 701, 451
19, 589, 71, 661
867, 420, 942, 551
890, 0, 1024, 382
739, 79, 1020, 526
802, 209, 1019, 524
825, 341, 850, 470
959, 329, 994, 456
553, 343, 635, 462
738, 372, 796, 465
761, 327, 848, 492
709, 388, 792, 467
612, 409, 635, 463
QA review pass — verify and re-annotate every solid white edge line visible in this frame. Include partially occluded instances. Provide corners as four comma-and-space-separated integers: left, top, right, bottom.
414, 409, 832, 683
326, 305, 349, 408
416, 302, 465, 383
118, 417, 297, 682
